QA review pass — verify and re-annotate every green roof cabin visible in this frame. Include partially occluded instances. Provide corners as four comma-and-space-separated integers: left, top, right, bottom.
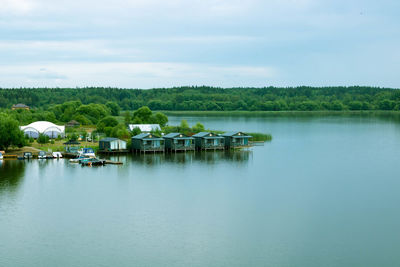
221, 132, 252, 148
192, 132, 225, 151
163, 133, 195, 152
99, 138, 127, 152
132, 133, 164, 153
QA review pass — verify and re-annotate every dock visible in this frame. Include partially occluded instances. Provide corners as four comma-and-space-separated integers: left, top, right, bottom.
104, 160, 123, 165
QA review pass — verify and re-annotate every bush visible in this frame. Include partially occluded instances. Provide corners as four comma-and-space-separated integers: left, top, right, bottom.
37, 134, 49, 144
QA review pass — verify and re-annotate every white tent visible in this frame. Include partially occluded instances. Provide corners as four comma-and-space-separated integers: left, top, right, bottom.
128, 124, 161, 132
20, 121, 65, 138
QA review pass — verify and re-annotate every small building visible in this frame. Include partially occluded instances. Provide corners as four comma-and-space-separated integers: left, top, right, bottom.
63, 140, 81, 154
12, 103, 30, 110
99, 138, 127, 152
192, 132, 225, 150
222, 132, 252, 148
20, 121, 65, 139
66, 120, 80, 127
128, 124, 161, 133
131, 133, 164, 153
163, 133, 195, 152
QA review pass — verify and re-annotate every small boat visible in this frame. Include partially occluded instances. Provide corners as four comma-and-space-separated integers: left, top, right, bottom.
0, 152, 3, 160
69, 155, 90, 163
81, 157, 105, 166
52, 152, 63, 158
24, 152, 33, 159
78, 148, 96, 158
38, 151, 47, 159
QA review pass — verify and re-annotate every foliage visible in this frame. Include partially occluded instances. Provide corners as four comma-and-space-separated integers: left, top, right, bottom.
180, 119, 189, 130
111, 123, 131, 139
247, 132, 272, 142
133, 106, 152, 123
97, 116, 119, 133
130, 127, 142, 136
192, 122, 205, 133
106, 101, 121, 116
0, 113, 26, 150
2, 86, 400, 112
37, 133, 49, 144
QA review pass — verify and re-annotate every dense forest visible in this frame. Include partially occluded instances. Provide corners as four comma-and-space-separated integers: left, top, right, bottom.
1, 86, 400, 111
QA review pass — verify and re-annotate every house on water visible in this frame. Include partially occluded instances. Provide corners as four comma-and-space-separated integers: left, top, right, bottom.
192, 132, 225, 151
99, 138, 127, 152
131, 133, 164, 153
222, 132, 252, 148
163, 133, 195, 152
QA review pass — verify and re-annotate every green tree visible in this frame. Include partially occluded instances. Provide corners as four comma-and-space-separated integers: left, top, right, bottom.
0, 113, 25, 150
131, 127, 142, 136
123, 111, 131, 125
97, 116, 119, 133
152, 112, 168, 127
133, 106, 152, 123
180, 119, 189, 130
111, 123, 131, 139
106, 101, 121, 116
37, 133, 49, 144
192, 122, 205, 133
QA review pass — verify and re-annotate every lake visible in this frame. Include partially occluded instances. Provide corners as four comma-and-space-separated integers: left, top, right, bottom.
1, 114, 400, 267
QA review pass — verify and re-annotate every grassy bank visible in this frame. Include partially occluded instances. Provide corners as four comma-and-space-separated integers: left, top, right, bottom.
248, 133, 272, 142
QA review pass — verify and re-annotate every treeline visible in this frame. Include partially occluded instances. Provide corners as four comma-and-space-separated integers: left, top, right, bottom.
1, 86, 400, 111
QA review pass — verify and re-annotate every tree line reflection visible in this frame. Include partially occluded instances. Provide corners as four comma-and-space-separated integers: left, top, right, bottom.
0, 160, 26, 195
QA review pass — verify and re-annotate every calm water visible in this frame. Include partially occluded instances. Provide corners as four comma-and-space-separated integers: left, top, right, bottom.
1, 115, 400, 267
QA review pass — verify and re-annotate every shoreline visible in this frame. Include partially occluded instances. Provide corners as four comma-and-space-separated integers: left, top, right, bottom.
161, 110, 400, 117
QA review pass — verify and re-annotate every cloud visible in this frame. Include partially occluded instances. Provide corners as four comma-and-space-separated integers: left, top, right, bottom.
0, 0, 399, 87
0, 0, 35, 15
0, 62, 279, 88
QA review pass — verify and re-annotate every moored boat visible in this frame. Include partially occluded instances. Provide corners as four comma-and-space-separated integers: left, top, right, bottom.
80, 157, 105, 166
78, 148, 96, 158
38, 151, 47, 159
52, 152, 63, 158
24, 152, 33, 159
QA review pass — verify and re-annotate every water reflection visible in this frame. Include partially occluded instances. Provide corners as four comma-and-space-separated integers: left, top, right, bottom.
0, 160, 26, 195
129, 150, 251, 166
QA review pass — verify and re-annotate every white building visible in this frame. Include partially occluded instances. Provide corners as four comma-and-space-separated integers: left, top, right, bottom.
128, 124, 161, 133
20, 121, 65, 138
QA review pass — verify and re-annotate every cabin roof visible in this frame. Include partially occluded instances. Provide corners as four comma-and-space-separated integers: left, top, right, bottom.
163, 133, 193, 139
132, 133, 163, 140
192, 132, 223, 138
222, 131, 252, 138
100, 137, 125, 143
67, 120, 80, 125
12, 103, 29, 108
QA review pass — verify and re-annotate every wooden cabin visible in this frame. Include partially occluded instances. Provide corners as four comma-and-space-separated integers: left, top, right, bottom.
131, 133, 164, 153
221, 132, 252, 148
99, 138, 127, 152
163, 133, 195, 152
192, 132, 225, 151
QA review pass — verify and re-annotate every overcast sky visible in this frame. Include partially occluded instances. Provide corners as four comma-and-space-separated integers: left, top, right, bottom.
0, 0, 399, 88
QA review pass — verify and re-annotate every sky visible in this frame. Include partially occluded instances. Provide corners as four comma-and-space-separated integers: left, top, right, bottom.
0, 0, 399, 88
